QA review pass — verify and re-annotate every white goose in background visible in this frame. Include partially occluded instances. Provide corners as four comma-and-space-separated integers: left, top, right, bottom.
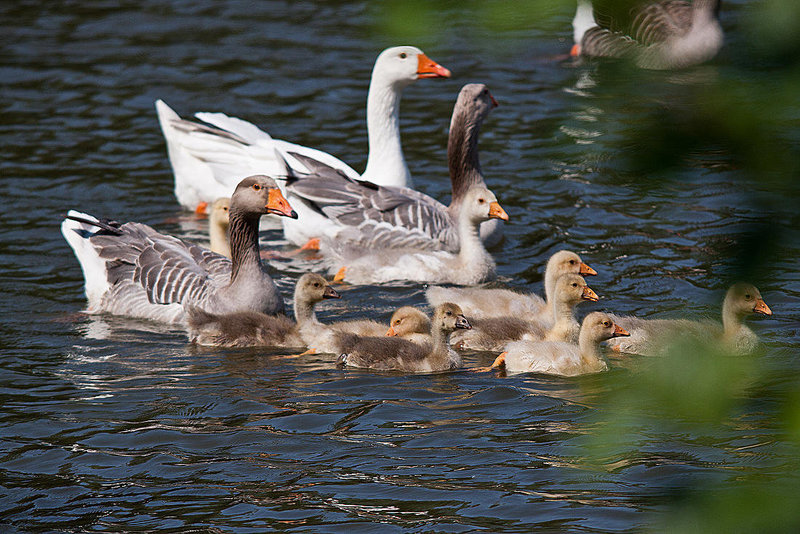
427, 250, 597, 323
61, 176, 298, 324
571, 0, 723, 70
284, 83, 503, 250
322, 185, 509, 285
607, 282, 772, 355
155, 46, 450, 213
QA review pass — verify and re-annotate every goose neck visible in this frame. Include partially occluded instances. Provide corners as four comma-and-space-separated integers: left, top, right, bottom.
578, 329, 604, 367
363, 78, 410, 187
456, 212, 488, 266
448, 111, 486, 207
293, 293, 319, 326
228, 210, 262, 282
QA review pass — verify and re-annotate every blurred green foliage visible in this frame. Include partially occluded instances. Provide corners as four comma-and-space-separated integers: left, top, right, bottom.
376, 0, 800, 531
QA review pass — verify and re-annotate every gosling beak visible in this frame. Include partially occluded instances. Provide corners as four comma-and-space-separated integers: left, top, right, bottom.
322, 285, 340, 299
581, 286, 599, 302
386, 326, 398, 337
417, 53, 451, 78
612, 323, 630, 337
579, 262, 597, 276
488, 201, 509, 221
753, 298, 772, 316
455, 314, 472, 330
266, 188, 298, 219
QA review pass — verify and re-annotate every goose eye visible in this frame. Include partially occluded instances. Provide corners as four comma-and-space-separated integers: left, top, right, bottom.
569, 259, 575, 264
478, 198, 485, 204
572, 283, 578, 287
313, 282, 320, 288
399, 52, 407, 59
252, 183, 261, 191
603, 321, 610, 327
223, 207, 229, 212
445, 311, 452, 316
745, 294, 752, 300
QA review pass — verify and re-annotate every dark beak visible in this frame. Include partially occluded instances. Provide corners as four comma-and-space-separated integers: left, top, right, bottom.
455, 314, 471, 330
323, 285, 340, 299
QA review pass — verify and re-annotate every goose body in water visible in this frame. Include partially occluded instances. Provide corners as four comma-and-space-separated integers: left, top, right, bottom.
61, 176, 297, 324
450, 273, 599, 352
607, 283, 772, 355
427, 250, 597, 323
493, 312, 630, 377
337, 303, 470, 372
155, 46, 450, 212
284, 83, 503, 250
571, 0, 723, 70
323, 186, 508, 285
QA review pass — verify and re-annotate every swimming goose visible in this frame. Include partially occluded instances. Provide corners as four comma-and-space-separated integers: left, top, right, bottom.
571, 0, 723, 70
450, 273, 598, 351
156, 46, 450, 212
607, 282, 772, 355
337, 303, 470, 372
426, 250, 597, 321
284, 83, 502, 250
386, 306, 433, 346
61, 176, 298, 324
323, 186, 509, 285
208, 197, 231, 258
186, 308, 304, 348
492, 312, 630, 377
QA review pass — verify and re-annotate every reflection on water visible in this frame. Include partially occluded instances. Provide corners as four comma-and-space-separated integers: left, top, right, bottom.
2, 0, 798, 531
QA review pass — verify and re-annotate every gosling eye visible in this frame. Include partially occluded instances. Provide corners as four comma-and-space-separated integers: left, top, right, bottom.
572, 283, 578, 288
313, 282, 320, 288
569, 259, 575, 265
478, 198, 485, 204
445, 311, 452, 316
603, 321, 610, 327
399, 52, 407, 59
745, 294, 752, 300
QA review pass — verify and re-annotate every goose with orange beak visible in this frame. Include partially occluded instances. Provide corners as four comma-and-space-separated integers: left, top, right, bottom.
322, 186, 508, 285
156, 46, 450, 218
61, 175, 297, 324
485, 313, 629, 377
608, 283, 773, 356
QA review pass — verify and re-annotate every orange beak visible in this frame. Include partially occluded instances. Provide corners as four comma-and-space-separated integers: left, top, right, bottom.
612, 323, 630, 337
266, 188, 298, 219
581, 286, 599, 302
489, 92, 499, 108
579, 262, 597, 276
570, 44, 581, 57
753, 298, 772, 316
417, 53, 451, 78
386, 326, 398, 337
488, 201, 509, 221
195, 201, 209, 216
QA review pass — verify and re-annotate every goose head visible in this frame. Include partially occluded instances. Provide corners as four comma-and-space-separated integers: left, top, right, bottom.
432, 302, 471, 336
547, 250, 597, 279
373, 46, 451, 89
386, 306, 431, 337
554, 273, 599, 307
295, 273, 340, 304
455, 83, 498, 125
461, 186, 509, 225
210, 197, 230, 230
232, 175, 298, 219
725, 283, 772, 319
581, 312, 630, 344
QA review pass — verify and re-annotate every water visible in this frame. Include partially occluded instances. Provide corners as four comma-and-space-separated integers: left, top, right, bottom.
2, 1, 799, 531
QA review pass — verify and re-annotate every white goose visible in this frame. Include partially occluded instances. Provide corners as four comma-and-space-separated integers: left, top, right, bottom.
322, 186, 509, 285
61, 176, 298, 324
571, 0, 723, 70
284, 83, 503, 250
156, 46, 450, 214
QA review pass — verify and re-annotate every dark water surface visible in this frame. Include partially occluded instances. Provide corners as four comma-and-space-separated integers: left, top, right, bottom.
3, 1, 799, 531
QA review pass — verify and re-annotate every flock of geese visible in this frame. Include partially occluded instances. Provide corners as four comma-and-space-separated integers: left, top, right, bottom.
62, 1, 767, 377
